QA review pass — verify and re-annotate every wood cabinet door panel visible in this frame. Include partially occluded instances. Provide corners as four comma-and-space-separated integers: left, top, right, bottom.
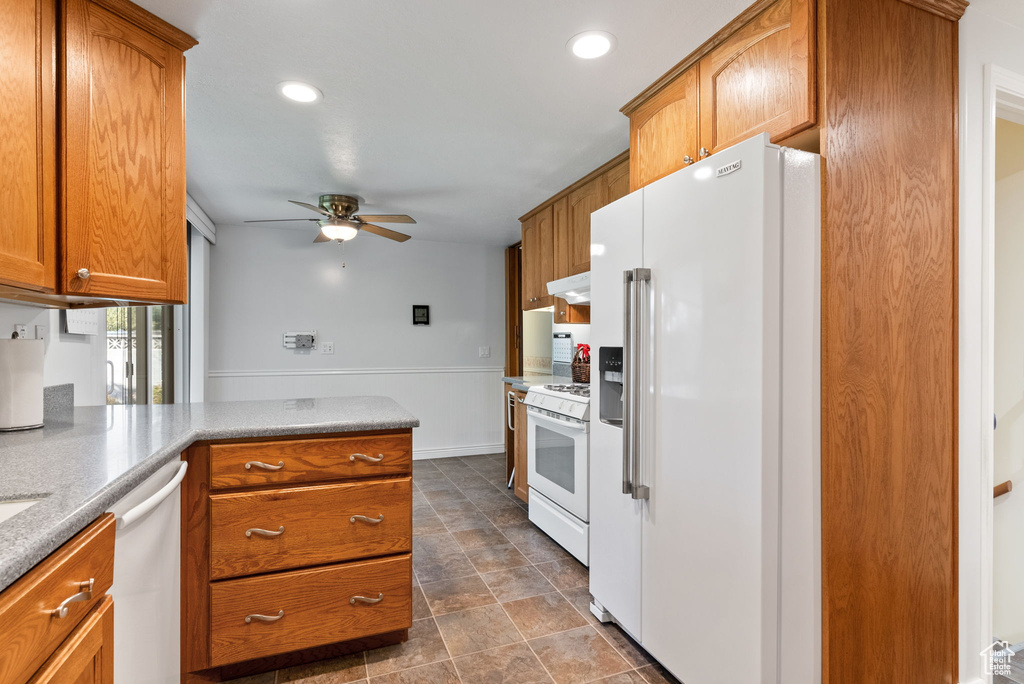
0, 0, 57, 291
629, 68, 699, 190
209, 432, 413, 489
521, 215, 538, 308
209, 555, 412, 667
62, 0, 187, 302
209, 478, 413, 579
699, 0, 815, 153
521, 206, 554, 309
513, 390, 528, 502
28, 596, 114, 684
567, 178, 601, 276
0, 514, 115, 684
603, 159, 630, 204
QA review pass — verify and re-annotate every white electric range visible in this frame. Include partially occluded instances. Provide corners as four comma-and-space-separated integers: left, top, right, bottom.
524, 383, 591, 565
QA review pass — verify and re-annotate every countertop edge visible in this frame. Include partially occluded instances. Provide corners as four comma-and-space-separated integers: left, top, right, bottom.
0, 415, 420, 593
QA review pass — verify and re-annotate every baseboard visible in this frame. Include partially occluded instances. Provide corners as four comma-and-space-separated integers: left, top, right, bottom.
413, 444, 504, 460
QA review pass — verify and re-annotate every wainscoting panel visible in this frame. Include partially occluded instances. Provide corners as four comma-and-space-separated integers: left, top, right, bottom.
206, 367, 505, 460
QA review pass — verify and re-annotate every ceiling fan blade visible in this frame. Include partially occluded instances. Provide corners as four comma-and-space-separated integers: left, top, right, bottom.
245, 218, 319, 223
288, 200, 331, 217
360, 223, 411, 242
354, 214, 416, 224
313, 231, 332, 243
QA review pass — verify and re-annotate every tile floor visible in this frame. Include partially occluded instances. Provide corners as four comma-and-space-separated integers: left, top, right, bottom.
224, 454, 680, 684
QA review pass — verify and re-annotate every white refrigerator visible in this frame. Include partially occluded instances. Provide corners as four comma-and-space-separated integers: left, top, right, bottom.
589, 134, 821, 684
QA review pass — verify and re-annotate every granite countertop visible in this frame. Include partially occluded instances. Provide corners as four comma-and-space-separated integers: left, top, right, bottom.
502, 374, 572, 392
0, 396, 419, 592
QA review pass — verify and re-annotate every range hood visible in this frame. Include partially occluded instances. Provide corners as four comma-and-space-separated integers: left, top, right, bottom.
547, 271, 591, 305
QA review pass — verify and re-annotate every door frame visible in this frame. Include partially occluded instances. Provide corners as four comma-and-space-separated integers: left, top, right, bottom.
962, 63, 1024, 684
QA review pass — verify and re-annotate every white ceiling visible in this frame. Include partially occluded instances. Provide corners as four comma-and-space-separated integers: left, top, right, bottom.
134, 0, 751, 245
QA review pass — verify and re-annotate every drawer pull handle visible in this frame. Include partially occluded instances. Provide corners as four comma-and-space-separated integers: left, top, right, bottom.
350, 514, 385, 524
245, 526, 285, 538
350, 453, 384, 463
51, 578, 94, 619
350, 593, 384, 605
245, 460, 284, 471
245, 610, 284, 624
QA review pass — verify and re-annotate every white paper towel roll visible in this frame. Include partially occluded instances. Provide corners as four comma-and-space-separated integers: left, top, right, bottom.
0, 339, 44, 430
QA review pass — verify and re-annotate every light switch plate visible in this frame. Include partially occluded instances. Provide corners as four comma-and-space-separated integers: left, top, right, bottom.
478, 346, 491, 358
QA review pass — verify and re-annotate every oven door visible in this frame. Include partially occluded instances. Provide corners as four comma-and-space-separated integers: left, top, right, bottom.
527, 408, 589, 521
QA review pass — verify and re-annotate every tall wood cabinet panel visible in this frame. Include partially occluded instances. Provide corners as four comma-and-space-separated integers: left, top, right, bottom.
521, 205, 553, 309
61, 0, 190, 303
629, 67, 699, 191
698, 0, 815, 154
819, 0, 959, 681
0, 0, 57, 292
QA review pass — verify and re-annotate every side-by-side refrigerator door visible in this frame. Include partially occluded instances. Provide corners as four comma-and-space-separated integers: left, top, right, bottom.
639, 135, 782, 684
589, 188, 644, 640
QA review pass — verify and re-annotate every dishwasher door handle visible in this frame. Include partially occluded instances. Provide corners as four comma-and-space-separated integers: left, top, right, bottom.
116, 461, 189, 531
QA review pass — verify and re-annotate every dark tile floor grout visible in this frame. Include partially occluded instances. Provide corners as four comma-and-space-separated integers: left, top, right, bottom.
224, 454, 679, 684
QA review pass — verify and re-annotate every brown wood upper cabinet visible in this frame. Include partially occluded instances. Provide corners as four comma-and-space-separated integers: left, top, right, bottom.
521, 205, 554, 309
62, 0, 194, 303
0, 0, 57, 293
625, 0, 815, 190
0, 0, 196, 307
698, 0, 814, 155
521, 153, 628, 319
629, 67, 700, 190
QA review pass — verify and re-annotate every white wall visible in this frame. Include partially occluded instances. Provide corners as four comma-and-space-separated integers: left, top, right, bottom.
993, 145, 1024, 644
0, 304, 106, 406
206, 224, 506, 459
959, 2, 1024, 680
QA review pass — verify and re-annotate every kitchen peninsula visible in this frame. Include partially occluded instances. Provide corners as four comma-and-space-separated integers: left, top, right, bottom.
0, 396, 418, 683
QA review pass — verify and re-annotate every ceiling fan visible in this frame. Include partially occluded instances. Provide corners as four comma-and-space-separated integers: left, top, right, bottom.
245, 194, 416, 243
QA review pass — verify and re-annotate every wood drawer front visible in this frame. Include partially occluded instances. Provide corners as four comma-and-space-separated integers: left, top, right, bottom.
0, 514, 115, 684
209, 554, 412, 667
209, 432, 412, 489
209, 478, 412, 580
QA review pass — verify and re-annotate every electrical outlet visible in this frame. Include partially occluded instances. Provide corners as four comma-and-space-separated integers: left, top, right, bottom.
321, 342, 335, 355
478, 346, 491, 358
12, 325, 27, 339
35, 325, 47, 342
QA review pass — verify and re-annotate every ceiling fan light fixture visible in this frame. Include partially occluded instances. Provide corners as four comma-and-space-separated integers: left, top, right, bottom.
567, 31, 616, 59
277, 80, 323, 103
318, 218, 360, 241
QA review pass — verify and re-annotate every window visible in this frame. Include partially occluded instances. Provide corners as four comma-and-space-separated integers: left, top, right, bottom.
105, 306, 176, 405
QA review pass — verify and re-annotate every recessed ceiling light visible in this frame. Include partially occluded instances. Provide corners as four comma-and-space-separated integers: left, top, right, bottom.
277, 81, 323, 103
567, 31, 616, 59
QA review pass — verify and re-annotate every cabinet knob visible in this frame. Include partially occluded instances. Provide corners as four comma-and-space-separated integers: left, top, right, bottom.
76, 268, 90, 279
683, 156, 694, 165
699, 147, 709, 157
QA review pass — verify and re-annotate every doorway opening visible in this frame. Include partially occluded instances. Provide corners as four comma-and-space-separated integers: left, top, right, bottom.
993, 113, 1024, 682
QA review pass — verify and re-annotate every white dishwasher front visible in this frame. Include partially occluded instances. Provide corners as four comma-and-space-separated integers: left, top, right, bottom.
108, 458, 187, 684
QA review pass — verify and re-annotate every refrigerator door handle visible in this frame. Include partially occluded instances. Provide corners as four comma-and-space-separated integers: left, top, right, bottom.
632, 268, 651, 500
622, 269, 634, 495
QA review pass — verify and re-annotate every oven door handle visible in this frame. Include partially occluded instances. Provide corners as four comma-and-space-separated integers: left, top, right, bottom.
527, 408, 588, 432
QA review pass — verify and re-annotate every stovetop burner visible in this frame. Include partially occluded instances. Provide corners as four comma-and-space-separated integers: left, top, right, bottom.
543, 384, 590, 398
